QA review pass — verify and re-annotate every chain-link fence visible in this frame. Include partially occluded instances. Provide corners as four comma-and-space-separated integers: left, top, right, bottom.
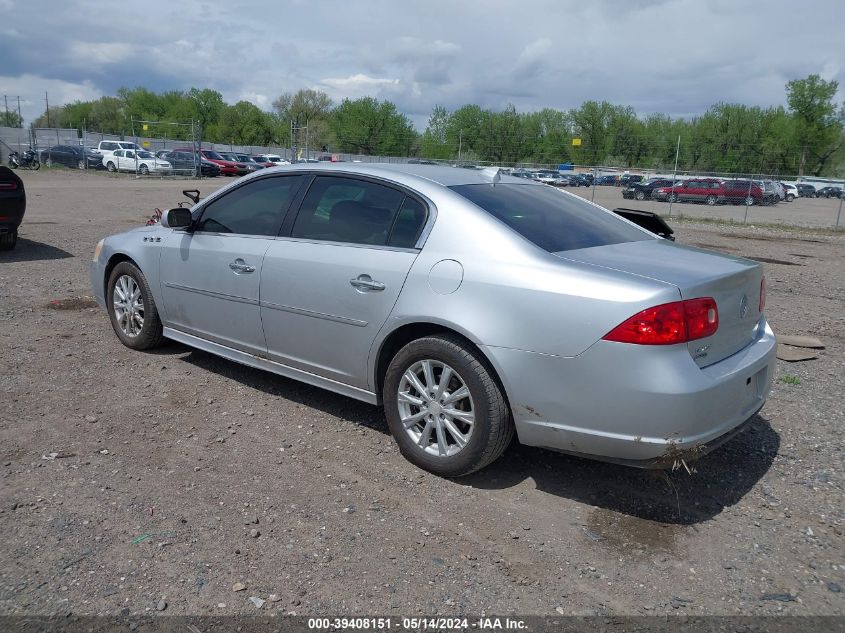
4, 125, 843, 228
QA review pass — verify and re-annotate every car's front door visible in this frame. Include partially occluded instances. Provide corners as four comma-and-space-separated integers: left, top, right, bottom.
260, 175, 428, 389
158, 174, 306, 355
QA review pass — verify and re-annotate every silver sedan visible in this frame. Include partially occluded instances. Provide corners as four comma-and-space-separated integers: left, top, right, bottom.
90, 164, 776, 476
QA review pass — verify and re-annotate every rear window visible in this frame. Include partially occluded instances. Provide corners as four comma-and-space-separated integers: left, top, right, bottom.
450, 183, 650, 253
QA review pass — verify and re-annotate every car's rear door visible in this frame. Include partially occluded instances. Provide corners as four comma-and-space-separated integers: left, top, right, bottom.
260, 175, 427, 389
158, 174, 306, 355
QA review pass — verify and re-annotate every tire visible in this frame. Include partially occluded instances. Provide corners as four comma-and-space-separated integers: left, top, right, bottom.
107, 162, 116, 173
139, 164, 149, 175
31, 160, 40, 171
106, 262, 164, 350
667, 193, 678, 203
744, 196, 755, 206
0, 228, 17, 251
786, 194, 794, 202
383, 334, 514, 477
705, 194, 717, 206
77, 159, 85, 170
635, 190, 645, 201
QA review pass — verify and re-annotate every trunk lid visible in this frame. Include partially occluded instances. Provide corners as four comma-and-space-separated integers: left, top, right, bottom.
556, 239, 764, 367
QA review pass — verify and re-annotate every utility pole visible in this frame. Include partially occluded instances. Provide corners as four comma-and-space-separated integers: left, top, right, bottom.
458, 129, 462, 162
667, 135, 681, 218
45, 92, 50, 127
3, 96, 8, 127
17, 97, 23, 128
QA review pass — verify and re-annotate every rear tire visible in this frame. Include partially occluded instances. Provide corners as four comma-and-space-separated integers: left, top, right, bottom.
786, 194, 794, 202
635, 190, 645, 201
0, 228, 17, 251
744, 196, 755, 206
106, 262, 164, 350
383, 335, 513, 477
77, 160, 85, 170
705, 194, 717, 206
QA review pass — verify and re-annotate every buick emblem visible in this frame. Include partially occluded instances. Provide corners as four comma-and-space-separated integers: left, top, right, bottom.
739, 294, 749, 319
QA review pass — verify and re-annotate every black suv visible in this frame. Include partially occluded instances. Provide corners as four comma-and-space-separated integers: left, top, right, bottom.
816, 186, 843, 199
622, 178, 677, 201
795, 183, 816, 197
163, 150, 221, 177
0, 166, 25, 250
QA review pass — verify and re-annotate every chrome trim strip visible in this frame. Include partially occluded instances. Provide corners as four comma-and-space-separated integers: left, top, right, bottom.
162, 282, 259, 305
162, 327, 378, 405
260, 300, 368, 327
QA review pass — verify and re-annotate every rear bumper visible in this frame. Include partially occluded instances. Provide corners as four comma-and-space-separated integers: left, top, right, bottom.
483, 319, 777, 467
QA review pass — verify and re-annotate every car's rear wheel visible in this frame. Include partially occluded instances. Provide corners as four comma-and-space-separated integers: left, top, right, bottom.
77, 159, 85, 170
635, 190, 645, 200
106, 162, 116, 172
107, 262, 164, 350
0, 228, 17, 251
383, 335, 513, 477
786, 194, 794, 202
744, 195, 755, 206
706, 194, 717, 206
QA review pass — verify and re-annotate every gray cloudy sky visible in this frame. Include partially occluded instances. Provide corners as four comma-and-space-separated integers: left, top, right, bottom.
2, 0, 844, 129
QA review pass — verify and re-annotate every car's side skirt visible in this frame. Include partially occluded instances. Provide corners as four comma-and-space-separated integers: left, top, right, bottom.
163, 327, 379, 405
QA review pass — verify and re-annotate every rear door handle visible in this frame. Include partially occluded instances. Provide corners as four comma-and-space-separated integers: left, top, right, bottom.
229, 258, 256, 274
350, 274, 385, 292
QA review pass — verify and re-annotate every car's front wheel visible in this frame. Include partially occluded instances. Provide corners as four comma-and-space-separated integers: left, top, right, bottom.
106, 162, 116, 172
383, 335, 513, 477
139, 164, 149, 175
107, 262, 164, 350
706, 194, 717, 206
0, 228, 17, 251
635, 190, 645, 200
786, 194, 794, 202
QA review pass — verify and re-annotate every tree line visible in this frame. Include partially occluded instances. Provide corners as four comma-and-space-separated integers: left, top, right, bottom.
27, 74, 844, 176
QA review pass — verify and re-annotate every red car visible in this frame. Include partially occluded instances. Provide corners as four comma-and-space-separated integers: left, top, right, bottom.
653, 178, 764, 205
175, 149, 242, 176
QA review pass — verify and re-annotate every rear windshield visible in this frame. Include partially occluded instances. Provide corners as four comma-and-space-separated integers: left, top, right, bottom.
451, 183, 651, 252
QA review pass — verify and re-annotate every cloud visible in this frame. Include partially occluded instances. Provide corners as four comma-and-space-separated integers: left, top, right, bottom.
2, 0, 844, 129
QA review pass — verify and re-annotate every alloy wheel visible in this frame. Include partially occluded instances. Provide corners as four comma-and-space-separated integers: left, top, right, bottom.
397, 359, 475, 458
113, 275, 144, 337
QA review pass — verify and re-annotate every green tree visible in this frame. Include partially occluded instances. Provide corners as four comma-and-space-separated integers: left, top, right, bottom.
787, 74, 844, 175
420, 105, 451, 159
217, 101, 275, 145
330, 97, 417, 155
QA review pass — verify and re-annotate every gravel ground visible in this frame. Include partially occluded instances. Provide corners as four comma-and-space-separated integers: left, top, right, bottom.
1, 169, 843, 617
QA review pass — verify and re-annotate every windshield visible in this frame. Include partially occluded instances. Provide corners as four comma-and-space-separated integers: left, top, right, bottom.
137, 151, 154, 158
451, 183, 651, 252
203, 151, 224, 160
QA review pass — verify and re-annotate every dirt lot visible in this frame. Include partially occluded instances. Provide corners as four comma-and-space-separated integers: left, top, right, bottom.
1, 169, 843, 617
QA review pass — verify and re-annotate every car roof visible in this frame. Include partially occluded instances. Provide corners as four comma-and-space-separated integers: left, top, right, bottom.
254, 162, 545, 188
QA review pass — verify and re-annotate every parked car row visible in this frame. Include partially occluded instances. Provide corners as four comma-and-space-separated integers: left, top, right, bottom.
35, 141, 293, 177
618, 176, 845, 206
509, 170, 594, 187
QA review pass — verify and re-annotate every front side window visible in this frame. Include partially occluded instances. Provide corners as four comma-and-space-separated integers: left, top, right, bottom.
195, 176, 305, 236
290, 176, 426, 247
451, 183, 651, 253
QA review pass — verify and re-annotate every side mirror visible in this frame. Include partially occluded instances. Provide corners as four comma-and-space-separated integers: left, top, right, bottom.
161, 207, 193, 230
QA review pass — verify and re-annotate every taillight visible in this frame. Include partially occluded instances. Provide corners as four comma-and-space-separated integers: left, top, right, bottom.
0, 181, 17, 191
603, 298, 718, 345
759, 277, 766, 312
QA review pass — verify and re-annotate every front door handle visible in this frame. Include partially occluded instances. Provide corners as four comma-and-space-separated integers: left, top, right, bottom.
229, 258, 256, 274
350, 274, 385, 292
